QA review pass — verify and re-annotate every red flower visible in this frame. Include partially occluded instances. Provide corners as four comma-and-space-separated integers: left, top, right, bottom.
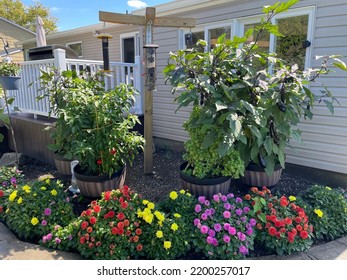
126, 230, 131, 236
268, 202, 273, 208
300, 230, 309, 239
97, 159, 102, 165
111, 227, 118, 235
274, 220, 282, 228
93, 205, 101, 213
0, 190, 4, 197
86, 209, 92, 216
80, 237, 86, 244
117, 213, 125, 221
96, 241, 101, 247
256, 223, 263, 230
269, 215, 277, 222
88, 242, 95, 249
124, 219, 130, 227
84, 233, 90, 240
107, 211, 115, 219
291, 228, 297, 236
91, 200, 97, 207
133, 235, 139, 243
90, 217, 97, 225
136, 244, 143, 251
118, 228, 124, 235
287, 232, 295, 243
110, 148, 117, 155
284, 217, 292, 225
265, 222, 271, 229
244, 194, 251, 200
0, 205, 3, 213
279, 228, 286, 234
135, 228, 142, 235
280, 196, 289, 207
268, 227, 277, 236
120, 202, 128, 209
81, 221, 88, 230
296, 225, 303, 232
104, 191, 111, 201
117, 222, 124, 229
87, 226, 93, 233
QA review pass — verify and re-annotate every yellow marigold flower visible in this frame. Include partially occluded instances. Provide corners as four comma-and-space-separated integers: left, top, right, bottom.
154, 211, 165, 222
325, 187, 332, 191
31, 217, 39, 226
156, 230, 163, 238
45, 179, 51, 185
179, 190, 186, 194
143, 213, 154, 224
289, 196, 296, 202
22, 185, 31, 194
186, 193, 192, 197
171, 223, 179, 231
137, 210, 143, 218
9, 190, 17, 202
147, 202, 155, 210
17, 197, 23, 205
174, 213, 181, 218
51, 189, 57, 196
40, 187, 47, 191
142, 200, 149, 205
314, 209, 323, 218
144, 208, 152, 214
163, 241, 171, 250
169, 191, 178, 200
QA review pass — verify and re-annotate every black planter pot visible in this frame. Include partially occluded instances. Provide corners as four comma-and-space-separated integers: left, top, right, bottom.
179, 162, 231, 199
242, 162, 283, 187
74, 164, 126, 198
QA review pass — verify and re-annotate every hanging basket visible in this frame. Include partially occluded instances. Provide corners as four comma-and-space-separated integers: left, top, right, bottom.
0, 76, 22, 90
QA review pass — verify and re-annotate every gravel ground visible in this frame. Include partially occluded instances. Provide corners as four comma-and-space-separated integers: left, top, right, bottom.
18, 147, 318, 202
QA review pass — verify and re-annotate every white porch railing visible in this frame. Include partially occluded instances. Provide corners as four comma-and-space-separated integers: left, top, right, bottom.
6, 48, 143, 117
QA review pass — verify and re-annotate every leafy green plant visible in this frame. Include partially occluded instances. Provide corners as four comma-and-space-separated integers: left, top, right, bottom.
249, 187, 313, 255
192, 193, 256, 259
0, 178, 75, 240
298, 185, 347, 240
0, 60, 21, 76
164, 0, 347, 176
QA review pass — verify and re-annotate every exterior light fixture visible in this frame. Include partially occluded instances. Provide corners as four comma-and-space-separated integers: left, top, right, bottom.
96, 32, 113, 71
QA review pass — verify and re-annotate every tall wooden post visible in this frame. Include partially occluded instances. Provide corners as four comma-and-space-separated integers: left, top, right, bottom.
99, 8, 196, 175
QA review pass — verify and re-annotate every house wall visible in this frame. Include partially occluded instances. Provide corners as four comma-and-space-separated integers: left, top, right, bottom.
152, 0, 347, 175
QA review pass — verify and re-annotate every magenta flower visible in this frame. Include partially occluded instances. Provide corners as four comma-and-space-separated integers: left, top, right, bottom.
237, 232, 246, 241
243, 206, 250, 213
46, 233, 53, 240
211, 238, 218, 247
194, 204, 202, 213
55, 238, 61, 244
204, 200, 210, 206
223, 223, 230, 230
249, 218, 257, 227
236, 197, 242, 203
224, 203, 231, 210
221, 195, 227, 202
206, 236, 213, 244
208, 229, 216, 237
54, 225, 60, 231
246, 228, 253, 236
227, 193, 234, 198
239, 245, 248, 255
194, 218, 200, 226
240, 216, 247, 223
198, 196, 206, 204
223, 235, 230, 243
42, 236, 47, 243
223, 211, 231, 219
10, 177, 17, 185
200, 225, 209, 234
2, 182, 7, 186
214, 223, 222, 232
65, 197, 70, 203
44, 208, 51, 216
212, 194, 220, 202
201, 213, 208, 220
228, 227, 236, 235
41, 220, 47, 226
235, 208, 243, 216
205, 209, 211, 216
68, 235, 73, 241
210, 208, 215, 215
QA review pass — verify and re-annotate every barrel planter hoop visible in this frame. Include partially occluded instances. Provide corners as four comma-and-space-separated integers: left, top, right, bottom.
243, 163, 283, 187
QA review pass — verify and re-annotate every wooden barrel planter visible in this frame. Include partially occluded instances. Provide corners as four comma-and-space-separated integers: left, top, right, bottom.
243, 162, 282, 188
74, 164, 126, 198
179, 162, 231, 199
53, 153, 72, 177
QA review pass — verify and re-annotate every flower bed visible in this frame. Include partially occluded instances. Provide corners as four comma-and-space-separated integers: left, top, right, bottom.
1, 164, 346, 260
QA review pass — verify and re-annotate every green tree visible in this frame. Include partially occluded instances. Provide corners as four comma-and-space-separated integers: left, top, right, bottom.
0, 0, 57, 34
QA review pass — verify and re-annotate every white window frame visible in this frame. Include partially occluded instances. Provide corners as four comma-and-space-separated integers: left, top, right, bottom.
236, 6, 315, 69
120, 32, 140, 63
66, 41, 83, 58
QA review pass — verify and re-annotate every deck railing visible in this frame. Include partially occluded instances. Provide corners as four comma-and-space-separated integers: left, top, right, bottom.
6, 49, 143, 117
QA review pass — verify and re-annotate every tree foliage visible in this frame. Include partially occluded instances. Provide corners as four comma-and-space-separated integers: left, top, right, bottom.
0, 0, 57, 34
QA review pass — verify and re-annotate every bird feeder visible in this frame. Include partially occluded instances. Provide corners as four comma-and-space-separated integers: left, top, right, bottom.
143, 44, 158, 91
96, 32, 113, 72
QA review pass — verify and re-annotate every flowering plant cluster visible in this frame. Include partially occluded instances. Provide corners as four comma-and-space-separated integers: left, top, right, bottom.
138, 190, 194, 259
74, 186, 145, 260
0, 166, 23, 189
298, 185, 347, 240
0, 177, 75, 241
249, 187, 313, 255
192, 193, 256, 259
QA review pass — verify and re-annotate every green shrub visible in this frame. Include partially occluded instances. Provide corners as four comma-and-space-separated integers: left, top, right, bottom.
299, 185, 347, 240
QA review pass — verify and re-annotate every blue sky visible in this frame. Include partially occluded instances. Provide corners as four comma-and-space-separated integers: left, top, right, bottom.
22, 0, 171, 31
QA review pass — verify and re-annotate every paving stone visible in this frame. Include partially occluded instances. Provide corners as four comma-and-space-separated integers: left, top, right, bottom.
307, 241, 347, 260
335, 236, 347, 246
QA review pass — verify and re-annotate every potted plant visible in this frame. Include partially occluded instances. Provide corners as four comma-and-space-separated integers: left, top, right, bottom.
0, 58, 21, 90
164, 0, 347, 188
38, 69, 77, 176
58, 71, 145, 197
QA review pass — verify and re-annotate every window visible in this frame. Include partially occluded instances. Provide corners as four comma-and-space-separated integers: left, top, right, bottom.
208, 26, 231, 49
66, 41, 83, 58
